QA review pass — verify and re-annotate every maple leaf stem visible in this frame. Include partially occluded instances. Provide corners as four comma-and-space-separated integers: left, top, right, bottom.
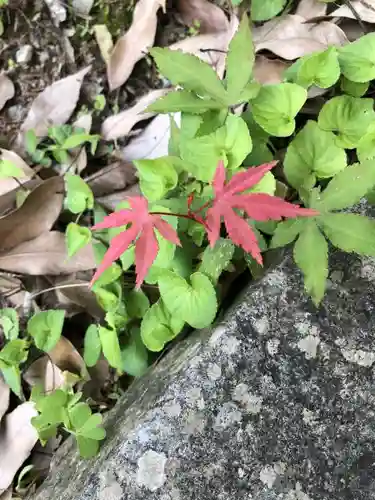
151, 211, 209, 230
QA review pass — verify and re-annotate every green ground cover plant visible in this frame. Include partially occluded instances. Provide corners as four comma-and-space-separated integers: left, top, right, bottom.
3, 14, 375, 458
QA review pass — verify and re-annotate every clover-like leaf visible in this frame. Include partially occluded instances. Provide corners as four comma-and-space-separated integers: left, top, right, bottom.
158, 270, 218, 329
251, 83, 307, 137
27, 310, 65, 353
133, 157, 178, 201
318, 95, 375, 148
284, 120, 347, 189
65, 174, 94, 214
66, 223, 92, 257
338, 33, 375, 83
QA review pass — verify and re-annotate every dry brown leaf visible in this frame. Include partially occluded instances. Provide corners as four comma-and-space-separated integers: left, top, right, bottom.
54, 279, 104, 318
96, 184, 141, 211
0, 176, 64, 252
0, 149, 37, 197
107, 0, 166, 90
101, 89, 170, 141
0, 376, 9, 424
0, 490, 12, 500
253, 15, 348, 60
176, 0, 229, 34
23, 357, 65, 393
253, 55, 290, 84
0, 75, 14, 112
338, 19, 367, 41
331, 1, 375, 22
18, 66, 91, 146
49, 336, 88, 377
295, 0, 327, 20
93, 24, 114, 63
0, 275, 28, 309
170, 15, 239, 76
0, 231, 96, 275
0, 402, 38, 495
87, 161, 137, 197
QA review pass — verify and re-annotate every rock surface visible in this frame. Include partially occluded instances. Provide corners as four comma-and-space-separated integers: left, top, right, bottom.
31, 249, 375, 500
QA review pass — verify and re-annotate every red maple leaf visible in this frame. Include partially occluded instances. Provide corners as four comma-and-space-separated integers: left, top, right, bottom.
90, 197, 181, 288
205, 161, 318, 264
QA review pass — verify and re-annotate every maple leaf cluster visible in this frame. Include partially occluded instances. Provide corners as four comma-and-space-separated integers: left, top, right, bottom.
91, 161, 317, 288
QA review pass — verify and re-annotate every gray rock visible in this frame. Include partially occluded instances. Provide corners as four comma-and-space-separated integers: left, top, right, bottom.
31, 246, 375, 499
16, 45, 33, 64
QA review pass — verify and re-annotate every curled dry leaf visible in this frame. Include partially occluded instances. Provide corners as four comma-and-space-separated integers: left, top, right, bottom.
107, 0, 166, 90
0, 149, 37, 197
101, 89, 170, 141
170, 15, 239, 77
122, 113, 175, 162
0, 231, 96, 275
93, 24, 114, 64
295, 0, 327, 20
87, 160, 137, 197
23, 357, 65, 393
0, 176, 64, 252
48, 336, 88, 377
253, 15, 348, 60
331, 1, 375, 23
0, 402, 38, 494
176, 0, 229, 34
253, 55, 290, 85
18, 66, 91, 146
0, 376, 10, 423
0, 75, 15, 111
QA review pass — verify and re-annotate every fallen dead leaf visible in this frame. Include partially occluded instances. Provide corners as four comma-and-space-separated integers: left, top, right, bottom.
18, 66, 91, 147
23, 357, 65, 393
176, 0, 229, 34
72, 0, 94, 15
101, 89, 170, 141
253, 15, 348, 60
0, 75, 14, 112
107, 0, 166, 90
0, 176, 64, 252
0, 402, 38, 495
253, 55, 290, 84
338, 19, 367, 41
0, 376, 9, 424
0, 231, 96, 275
87, 161, 137, 197
93, 24, 114, 64
0, 149, 37, 197
122, 113, 178, 162
0, 275, 28, 309
96, 184, 141, 211
54, 278, 104, 318
49, 336, 88, 377
0, 179, 41, 216
331, 1, 375, 23
170, 15, 239, 77
0, 490, 12, 500
295, 0, 327, 20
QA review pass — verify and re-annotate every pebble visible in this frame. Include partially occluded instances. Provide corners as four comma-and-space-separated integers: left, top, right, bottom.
16, 45, 33, 64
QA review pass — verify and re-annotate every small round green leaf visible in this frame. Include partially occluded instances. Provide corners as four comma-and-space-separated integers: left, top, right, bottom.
133, 156, 178, 201
158, 271, 218, 329
284, 120, 347, 188
27, 310, 65, 353
98, 326, 122, 370
338, 33, 375, 82
65, 174, 94, 214
318, 95, 375, 148
65, 223, 92, 257
251, 83, 307, 137
251, 0, 287, 21
140, 300, 184, 352
83, 325, 101, 367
